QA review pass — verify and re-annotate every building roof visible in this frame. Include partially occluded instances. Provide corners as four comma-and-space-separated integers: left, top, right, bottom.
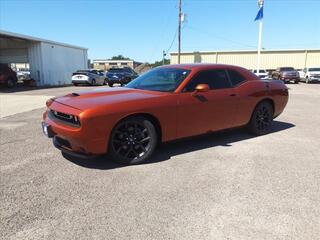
0, 30, 87, 50
170, 49, 320, 55
92, 59, 142, 64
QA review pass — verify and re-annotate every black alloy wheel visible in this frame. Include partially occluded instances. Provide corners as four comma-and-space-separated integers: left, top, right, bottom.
109, 116, 157, 164
248, 101, 274, 135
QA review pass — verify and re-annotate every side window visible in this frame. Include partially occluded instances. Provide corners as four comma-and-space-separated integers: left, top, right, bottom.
185, 70, 231, 92
227, 70, 246, 86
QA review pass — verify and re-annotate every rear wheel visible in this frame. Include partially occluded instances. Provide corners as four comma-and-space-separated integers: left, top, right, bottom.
248, 101, 274, 135
7, 78, 16, 88
295, 80, 299, 84
109, 116, 158, 165
91, 79, 96, 86
108, 82, 113, 87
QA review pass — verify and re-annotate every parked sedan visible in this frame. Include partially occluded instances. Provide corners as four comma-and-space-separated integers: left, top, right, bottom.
71, 69, 105, 86
42, 64, 289, 165
106, 67, 138, 87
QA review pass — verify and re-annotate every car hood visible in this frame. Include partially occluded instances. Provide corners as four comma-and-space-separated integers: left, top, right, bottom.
282, 71, 298, 74
54, 87, 166, 111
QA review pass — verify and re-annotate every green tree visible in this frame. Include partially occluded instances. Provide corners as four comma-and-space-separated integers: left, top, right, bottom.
109, 55, 131, 60
151, 59, 170, 68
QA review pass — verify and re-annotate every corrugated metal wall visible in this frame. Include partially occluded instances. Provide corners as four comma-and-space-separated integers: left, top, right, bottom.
28, 42, 43, 83
40, 42, 88, 86
171, 50, 320, 69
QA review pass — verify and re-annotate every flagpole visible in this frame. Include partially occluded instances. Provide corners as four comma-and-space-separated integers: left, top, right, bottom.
257, 20, 263, 74
256, 0, 264, 74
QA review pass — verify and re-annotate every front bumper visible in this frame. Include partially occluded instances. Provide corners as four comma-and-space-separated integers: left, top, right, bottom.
280, 77, 299, 81
72, 80, 90, 84
42, 102, 111, 156
53, 135, 97, 159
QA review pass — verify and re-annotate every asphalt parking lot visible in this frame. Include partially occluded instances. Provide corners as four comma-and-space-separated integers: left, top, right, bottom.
1, 83, 320, 240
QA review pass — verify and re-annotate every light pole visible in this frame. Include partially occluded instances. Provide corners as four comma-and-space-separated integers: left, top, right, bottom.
162, 50, 166, 65
178, 0, 182, 64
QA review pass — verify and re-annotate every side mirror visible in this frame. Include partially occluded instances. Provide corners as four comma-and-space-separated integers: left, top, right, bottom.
194, 84, 210, 93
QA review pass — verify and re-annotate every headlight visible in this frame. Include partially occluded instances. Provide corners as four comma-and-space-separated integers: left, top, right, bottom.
49, 110, 81, 127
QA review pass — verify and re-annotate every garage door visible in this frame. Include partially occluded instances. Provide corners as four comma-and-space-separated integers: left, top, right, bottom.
0, 48, 28, 63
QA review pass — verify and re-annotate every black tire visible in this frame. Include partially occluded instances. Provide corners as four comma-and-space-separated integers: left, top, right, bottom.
103, 79, 108, 85
295, 80, 299, 84
109, 116, 158, 165
91, 79, 96, 86
248, 101, 274, 136
7, 78, 16, 88
108, 82, 113, 87
73, 83, 78, 86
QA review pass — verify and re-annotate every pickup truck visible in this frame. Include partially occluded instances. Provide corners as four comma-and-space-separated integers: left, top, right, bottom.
298, 67, 320, 83
272, 67, 299, 84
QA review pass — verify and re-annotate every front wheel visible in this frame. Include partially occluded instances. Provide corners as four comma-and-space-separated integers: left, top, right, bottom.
91, 79, 96, 86
109, 116, 158, 165
305, 77, 309, 84
248, 101, 274, 135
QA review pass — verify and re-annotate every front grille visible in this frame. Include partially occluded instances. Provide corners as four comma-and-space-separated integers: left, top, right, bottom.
49, 110, 80, 127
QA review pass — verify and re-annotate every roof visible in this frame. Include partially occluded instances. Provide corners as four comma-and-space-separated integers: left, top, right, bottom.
161, 63, 250, 71
0, 30, 87, 50
170, 49, 320, 55
92, 59, 142, 64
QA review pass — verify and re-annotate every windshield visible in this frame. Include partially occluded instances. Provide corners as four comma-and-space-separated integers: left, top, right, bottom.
126, 67, 191, 92
280, 67, 295, 71
253, 70, 266, 73
309, 68, 320, 71
108, 68, 123, 72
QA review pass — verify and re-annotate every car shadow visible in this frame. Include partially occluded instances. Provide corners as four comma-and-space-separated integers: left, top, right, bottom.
62, 120, 295, 170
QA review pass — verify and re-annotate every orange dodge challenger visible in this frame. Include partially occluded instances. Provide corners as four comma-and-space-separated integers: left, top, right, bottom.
42, 64, 288, 164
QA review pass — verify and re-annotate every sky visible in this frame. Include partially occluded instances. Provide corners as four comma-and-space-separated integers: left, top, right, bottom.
0, 0, 319, 63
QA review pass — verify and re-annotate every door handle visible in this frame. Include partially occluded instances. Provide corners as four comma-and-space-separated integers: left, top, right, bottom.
229, 94, 236, 97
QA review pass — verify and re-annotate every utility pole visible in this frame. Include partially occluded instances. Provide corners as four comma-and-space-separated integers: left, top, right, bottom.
178, 0, 182, 64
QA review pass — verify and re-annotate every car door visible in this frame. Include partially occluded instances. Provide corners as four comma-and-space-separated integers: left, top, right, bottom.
177, 69, 237, 138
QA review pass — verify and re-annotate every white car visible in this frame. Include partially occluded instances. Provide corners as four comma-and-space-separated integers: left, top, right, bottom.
252, 69, 269, 79
299, 67, 320, 83
71, 69, 106, 86
17, 68, 31, 81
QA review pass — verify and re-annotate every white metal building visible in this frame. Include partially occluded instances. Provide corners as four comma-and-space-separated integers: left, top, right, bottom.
170, 49, 320, 70
0, 30, 88, 86
92, 59, 142, 70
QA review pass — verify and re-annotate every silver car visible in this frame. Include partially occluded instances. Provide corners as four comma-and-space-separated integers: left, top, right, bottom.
71, 69, 106, 86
